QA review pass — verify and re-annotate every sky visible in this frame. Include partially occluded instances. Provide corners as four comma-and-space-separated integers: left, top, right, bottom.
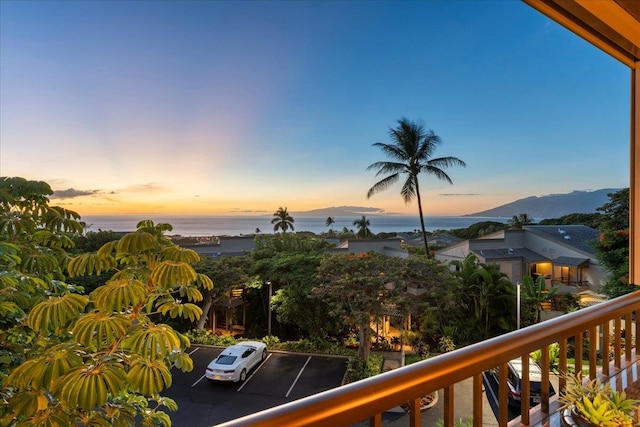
0, 0, 630, 217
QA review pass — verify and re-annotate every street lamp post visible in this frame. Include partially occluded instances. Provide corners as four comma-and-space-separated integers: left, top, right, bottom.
516, 281, 522, 330
267, 281, 272, 336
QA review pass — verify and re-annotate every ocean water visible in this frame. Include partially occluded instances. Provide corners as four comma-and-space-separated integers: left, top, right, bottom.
81, 215, 509, 237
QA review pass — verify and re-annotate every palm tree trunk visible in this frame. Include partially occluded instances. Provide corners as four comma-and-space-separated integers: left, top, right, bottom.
414, 178, 429, 257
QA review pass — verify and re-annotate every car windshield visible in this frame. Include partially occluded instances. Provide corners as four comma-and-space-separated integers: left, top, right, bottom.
215, 355, 237, 365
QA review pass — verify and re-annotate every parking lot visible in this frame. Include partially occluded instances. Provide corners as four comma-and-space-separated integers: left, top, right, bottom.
164, 345, 348, 426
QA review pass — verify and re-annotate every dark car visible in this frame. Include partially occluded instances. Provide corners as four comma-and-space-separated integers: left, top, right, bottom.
491, 357, 556, 407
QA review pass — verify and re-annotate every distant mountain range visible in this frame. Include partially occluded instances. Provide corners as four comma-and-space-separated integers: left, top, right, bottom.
293, 206, 385, 217
466, 189, 621, 219
294, 188, 622, 219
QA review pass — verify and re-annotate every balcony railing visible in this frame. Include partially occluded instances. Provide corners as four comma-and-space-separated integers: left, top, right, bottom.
217, 291, 639, 427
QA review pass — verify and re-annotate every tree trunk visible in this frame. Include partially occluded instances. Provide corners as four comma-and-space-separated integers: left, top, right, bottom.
358, 319, 371, 362
196, 293, 213, 330
414, 177, 429, 258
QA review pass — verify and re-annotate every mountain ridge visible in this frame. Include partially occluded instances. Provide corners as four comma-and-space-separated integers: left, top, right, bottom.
292, 188, 621, 219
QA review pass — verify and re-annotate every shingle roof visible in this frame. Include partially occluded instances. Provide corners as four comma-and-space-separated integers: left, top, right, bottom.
474, 247, 549, 263
553, 256, 590, 267
523, 225, 599, 255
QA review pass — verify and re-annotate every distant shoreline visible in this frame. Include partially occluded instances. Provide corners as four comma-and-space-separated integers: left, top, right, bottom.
81, 214, 510, 237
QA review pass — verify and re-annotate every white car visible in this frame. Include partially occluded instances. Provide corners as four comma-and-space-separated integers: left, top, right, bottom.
205, 341, 267, 383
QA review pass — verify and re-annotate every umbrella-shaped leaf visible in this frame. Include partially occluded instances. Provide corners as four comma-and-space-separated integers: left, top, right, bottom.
178, 285, 203, 302
162, 246, 200, 264
27, 294, 89, 333
6, 389, 49, 419
73, 312, 131, 348
127, 358, 172, 395
91, 279, 147, 312
195, 273, 214, 290
116, 231, 155, 254
57, 362, 126, 410
16, 410, 71, 427
67, 253, 115, 277
124, 323, 182, 360
170, 351, 194, 373
151, 261, 197, 289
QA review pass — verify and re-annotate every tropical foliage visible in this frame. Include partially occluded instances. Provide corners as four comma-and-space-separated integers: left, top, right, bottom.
271, 206, 294, 233
519, 274, 561, 324
451, 253, 515, 338
0, 177, 210, 426
508, 213, 534, 229
594, 188, 631, 298
366, 118, 466, 257
352, 216, 373, 239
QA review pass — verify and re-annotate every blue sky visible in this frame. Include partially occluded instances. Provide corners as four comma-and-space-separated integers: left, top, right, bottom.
0, 0, 629, 216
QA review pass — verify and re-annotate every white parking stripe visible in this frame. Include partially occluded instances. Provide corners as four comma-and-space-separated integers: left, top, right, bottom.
191, 374, 206, 388
285, 356, 312, 397
237, 352, 272, 392
188, 347, 200, 355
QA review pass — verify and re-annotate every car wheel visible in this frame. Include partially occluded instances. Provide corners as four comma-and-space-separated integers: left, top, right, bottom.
261, 349, 267, 361
239, 369, 247, 382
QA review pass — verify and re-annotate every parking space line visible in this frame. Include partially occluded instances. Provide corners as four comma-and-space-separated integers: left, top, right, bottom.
285, 356, 312, 397
188, 347, 200, 355
191, 374, 206, 388
237, 352, 273, 392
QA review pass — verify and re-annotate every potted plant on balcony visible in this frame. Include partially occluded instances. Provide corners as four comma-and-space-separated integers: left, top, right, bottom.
559, 372, 639, 427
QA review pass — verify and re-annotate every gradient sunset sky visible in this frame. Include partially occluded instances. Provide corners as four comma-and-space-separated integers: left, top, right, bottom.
0, 0, 630, 217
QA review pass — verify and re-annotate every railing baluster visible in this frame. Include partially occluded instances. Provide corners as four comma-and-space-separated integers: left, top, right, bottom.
615, 317, 622, 369
589, 326, 597, 378
541, 345, 550, 414
408, 398, 420, 427
603, 320, 610, 376
472, 373, 483, 427
498, 363, 508, 427
369, 412, 381, 427
575, 331, 584, 378
625, 313, 633, 362
559, 337, 568, 390
521, 354, 530, 424
443, 384, 454, 427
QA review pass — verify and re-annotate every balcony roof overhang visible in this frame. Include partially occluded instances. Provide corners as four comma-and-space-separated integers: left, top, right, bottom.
522, 0, 640, 68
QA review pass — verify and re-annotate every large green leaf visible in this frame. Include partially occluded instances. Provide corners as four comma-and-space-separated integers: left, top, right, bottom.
162, 246, 200, 264
27, 294, 89, 333
124, 323, 182, 360
116, 231, 155, 254
151, 261, 197, 289
73, 312, 131, 348
127, 358, 172, 396
57, 362, 126, 410
91, 279, 147, 312
67, 253, 116, 277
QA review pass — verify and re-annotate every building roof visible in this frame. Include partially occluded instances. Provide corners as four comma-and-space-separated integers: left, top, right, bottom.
553, 256, 590, 267
475, 248, 550, 263
523, 225, 599, 255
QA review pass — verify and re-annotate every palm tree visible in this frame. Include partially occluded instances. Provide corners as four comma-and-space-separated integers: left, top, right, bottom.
508, 213, 534, 229
271, 206, 294, 233
353, 216, 373, 239
325, 216, 335, 233
366, 118, 466, 257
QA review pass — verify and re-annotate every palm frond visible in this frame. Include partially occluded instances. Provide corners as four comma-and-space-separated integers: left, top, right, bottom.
367, 174, 400, 198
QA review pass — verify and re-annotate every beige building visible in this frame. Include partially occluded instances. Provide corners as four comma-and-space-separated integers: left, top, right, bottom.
435, 225, 605, 291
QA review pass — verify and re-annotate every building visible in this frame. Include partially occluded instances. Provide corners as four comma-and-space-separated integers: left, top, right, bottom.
435, 225, 605, 291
